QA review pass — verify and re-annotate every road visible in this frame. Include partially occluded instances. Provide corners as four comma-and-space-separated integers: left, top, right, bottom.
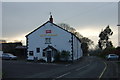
0, 58, 2, 79
2, 56, 120, 79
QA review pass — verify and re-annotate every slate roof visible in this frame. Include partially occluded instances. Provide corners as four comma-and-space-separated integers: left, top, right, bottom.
43, 45, 57, 51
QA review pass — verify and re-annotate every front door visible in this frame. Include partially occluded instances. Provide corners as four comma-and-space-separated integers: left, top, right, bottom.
47, 51, 51, 62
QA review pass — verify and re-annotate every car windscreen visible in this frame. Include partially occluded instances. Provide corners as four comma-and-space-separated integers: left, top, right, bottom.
110, 55, 117, 56
7, 54, 14, 56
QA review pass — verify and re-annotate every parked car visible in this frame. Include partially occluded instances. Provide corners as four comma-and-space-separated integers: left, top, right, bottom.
0, 51, 3, 57
27, 57, 33, 61
0, 51, 3, 60
2, 53, 17, 60
106, 54, 119, 60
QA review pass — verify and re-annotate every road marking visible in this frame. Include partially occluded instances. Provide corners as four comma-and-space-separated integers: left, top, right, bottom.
26, 62, 58, 65
56, 72, 71, 78
75, 63, 90, 71
99, 61, 107, 79
65, 64, 71, 66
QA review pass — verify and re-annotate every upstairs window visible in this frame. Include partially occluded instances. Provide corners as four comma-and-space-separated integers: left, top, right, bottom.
36, 48, 40, 53
45, 38, 51, 44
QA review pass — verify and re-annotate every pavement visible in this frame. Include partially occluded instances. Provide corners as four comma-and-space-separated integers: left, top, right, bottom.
2, 56, 120, 79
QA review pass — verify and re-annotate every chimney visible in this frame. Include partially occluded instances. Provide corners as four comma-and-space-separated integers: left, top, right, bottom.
49, 15, 53, 23
49, 12, 53, 23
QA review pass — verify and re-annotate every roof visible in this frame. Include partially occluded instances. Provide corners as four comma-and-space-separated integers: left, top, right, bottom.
15, 46, 27, 49
26, 21, 81, 42
43, 45, 57, 51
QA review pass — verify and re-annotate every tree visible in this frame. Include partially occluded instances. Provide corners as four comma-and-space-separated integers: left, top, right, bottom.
58, 23, 76, 33
74, 32, 83, 39
81, 42, 88, 55
81, 37, 94, 55
98, 25, 113, 50
58, 23, 94, 54
57, 23, 71, 31
81, 37, 94, 46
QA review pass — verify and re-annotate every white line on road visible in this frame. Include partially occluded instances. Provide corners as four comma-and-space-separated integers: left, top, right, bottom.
26, 62, 58, 65
65, 64, 71, 66
56, 72, 71, 78
99, 61, 107, 79
75, 63, 90, 71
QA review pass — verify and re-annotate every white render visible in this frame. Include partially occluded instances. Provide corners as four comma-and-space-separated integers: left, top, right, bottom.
26, 21, 83, 62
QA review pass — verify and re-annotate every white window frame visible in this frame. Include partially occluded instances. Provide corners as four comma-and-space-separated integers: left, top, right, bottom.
45, 38, 51, 44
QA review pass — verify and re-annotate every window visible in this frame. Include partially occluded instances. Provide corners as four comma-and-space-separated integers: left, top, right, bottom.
45, 38, 51, 44
43, 52, 46, 57
29, 51, 33, 56
36, 48, 40, 53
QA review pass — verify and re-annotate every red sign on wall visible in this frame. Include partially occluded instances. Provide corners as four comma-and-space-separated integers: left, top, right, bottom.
46, 30, 52, 33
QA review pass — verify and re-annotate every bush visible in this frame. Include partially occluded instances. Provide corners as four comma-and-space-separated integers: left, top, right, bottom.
102, 47, 116, 55
89, 49, 102, 56
53, 50, 70, 62
98, 47, 117, 59
60, 50, 70, 61
38, 59, 46, 62
54, 51, 60, 62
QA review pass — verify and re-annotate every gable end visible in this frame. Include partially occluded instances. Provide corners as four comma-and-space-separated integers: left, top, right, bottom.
25, 21, 81, 42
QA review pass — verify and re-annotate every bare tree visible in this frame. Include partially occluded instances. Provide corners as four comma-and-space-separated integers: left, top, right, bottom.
58, 23, 70, 31
58, 23, 94, 53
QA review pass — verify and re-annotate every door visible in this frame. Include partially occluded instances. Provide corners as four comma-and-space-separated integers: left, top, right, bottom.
47, 51, 52, 62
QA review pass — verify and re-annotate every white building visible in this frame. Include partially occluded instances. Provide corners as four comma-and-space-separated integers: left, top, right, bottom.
26, 15, 83, 62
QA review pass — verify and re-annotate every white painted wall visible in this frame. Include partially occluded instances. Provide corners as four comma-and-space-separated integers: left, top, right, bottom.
73, 35, 83, 60
27, 22, 72, 61
27, 21, 83, 62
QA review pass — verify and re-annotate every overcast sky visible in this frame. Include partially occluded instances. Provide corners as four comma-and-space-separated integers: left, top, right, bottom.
1, 2, 119, 47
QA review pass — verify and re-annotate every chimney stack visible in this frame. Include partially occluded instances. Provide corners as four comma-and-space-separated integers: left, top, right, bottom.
49, 12, 53, 23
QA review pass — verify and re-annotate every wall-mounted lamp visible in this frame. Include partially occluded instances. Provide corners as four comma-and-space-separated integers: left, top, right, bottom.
69, 40, 72, 43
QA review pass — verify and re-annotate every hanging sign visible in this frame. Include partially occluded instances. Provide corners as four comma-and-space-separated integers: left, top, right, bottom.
46, 30, 51, 33
40, 30, 57, 37
40, 34, 58, 37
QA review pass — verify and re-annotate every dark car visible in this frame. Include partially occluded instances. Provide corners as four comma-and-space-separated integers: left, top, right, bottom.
2, 53, 17, 60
